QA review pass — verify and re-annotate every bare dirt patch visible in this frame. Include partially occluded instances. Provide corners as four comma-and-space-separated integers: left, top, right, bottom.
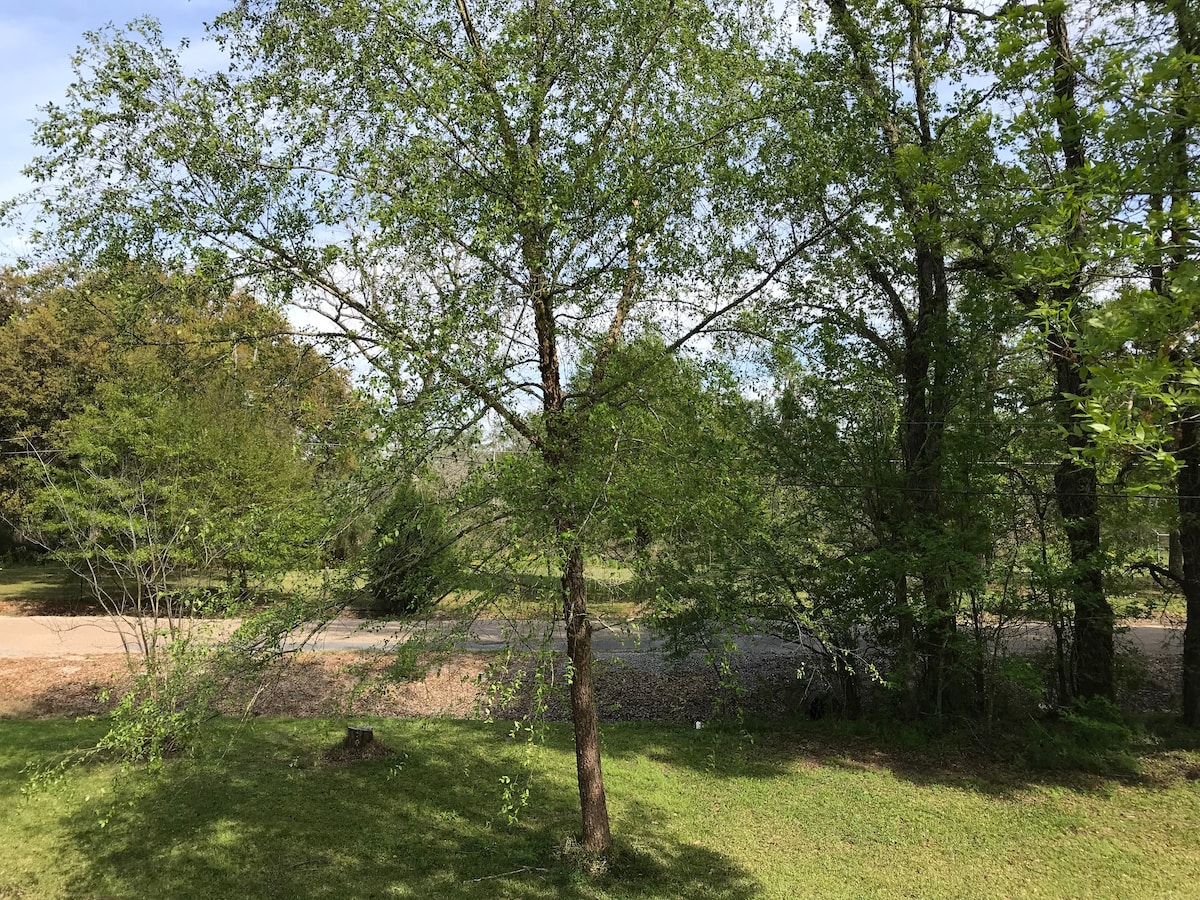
0, 652, 493, 721
1128, 654, 1183, 715
0, 656, 131, 718
0, 650, 819, 723
237, 652, 493, 718
483, 655, 818, 723
0, 647, 1180, 722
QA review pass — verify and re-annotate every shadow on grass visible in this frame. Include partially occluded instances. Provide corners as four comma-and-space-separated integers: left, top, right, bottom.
593, 714, 1200, 801
57, 720, 759, 900
0, 720, 111, 783
0, 562, 299, 618
0, 565, 106, 615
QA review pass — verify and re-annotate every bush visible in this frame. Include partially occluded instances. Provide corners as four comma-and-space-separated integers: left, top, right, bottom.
97, 638, 218, 766
1017, 696, 1137, 774
365, 482, 458, 616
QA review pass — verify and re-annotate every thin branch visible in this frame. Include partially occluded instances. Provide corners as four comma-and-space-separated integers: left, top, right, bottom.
455, 0, 521, 167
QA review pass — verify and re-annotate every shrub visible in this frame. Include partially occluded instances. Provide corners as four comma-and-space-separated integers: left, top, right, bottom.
365, 482, 458, 616
96, 638, 218, 766
1018, 696, 1137, 774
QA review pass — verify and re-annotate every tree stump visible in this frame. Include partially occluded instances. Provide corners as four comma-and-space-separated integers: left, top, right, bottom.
344, 726, 374, 750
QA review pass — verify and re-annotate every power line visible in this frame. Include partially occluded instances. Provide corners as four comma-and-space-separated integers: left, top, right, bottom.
777, 479, 1189, 502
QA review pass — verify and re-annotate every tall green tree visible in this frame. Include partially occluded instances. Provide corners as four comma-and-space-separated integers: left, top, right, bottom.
7, 263, 351, 760
1068, 0, 1200, 722
757, 0, 1013, 715
12, 1, 821, 850
0, 269, 117, 550
1138, 0, 1200, 727
1, 264, 353, 573
94, 265, 362, 586
993, 0, 1118, 701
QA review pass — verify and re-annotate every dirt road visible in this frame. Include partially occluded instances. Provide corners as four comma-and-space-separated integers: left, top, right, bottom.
0, 614, 1185, 721
0, 612, 1185, 659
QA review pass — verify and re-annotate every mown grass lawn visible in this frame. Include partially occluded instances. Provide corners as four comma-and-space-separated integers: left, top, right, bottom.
439, 558, 645, 622
2, 718, 1199, 899
0, 563, 96, 613
1, 559, 647, 622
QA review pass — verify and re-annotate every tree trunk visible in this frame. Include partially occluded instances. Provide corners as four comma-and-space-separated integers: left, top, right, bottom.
901, 241, 955, 716
1041, 6, 1114, 702
825, 0, 957, 719
1054, 611, 1071, 704
895, 577, 920, 721
923, 567, 956, 719
1176, 414, 1200, 726
1184, 585, 1200, 727
524, 170, 613, 850
1171, 530, 1185, 582
1056, 453, 1111, 700
1049, 345, 1111, 703
562, 544, 612, 851
1163, 0, 1200, 727
833, 643, 862, 719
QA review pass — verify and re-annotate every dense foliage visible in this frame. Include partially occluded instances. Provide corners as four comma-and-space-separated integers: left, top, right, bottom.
365, 480, 459, 616
6, 0, 1200, 851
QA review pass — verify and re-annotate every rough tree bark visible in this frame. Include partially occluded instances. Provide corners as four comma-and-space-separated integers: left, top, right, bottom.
1177, 416, 1200, 726
1043, 5, 1113, 700
529, 203, 613, 849
1171, 531, 1185, 582
1050, 346, 1111, 700
826, 0, 957, 716
562, 544, 611, 849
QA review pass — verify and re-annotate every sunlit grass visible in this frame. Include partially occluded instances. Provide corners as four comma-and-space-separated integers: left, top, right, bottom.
6, 559, 1185, 628
433, 557, 646, 623
1111, 591, 1187, 620
2, 717, 1199, 899
0, 557, 647, 624
0, 563, 97, 614
0, 563, 78, 599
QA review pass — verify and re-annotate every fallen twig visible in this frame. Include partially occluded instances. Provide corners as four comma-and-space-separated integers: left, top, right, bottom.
469, 866, 550, 882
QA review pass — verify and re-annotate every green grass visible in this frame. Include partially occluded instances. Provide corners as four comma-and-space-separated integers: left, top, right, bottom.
0, 562, 269, 617
0, 558, 646, 622
1111, 591, 1187, 620
0, 563, 73, 601
2, 718, 1199, 899
11, 558, 1186, 627
441, 558, 647, 622
0, 563, 99, 613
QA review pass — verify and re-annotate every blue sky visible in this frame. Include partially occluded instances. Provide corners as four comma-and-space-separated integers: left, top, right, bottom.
0, 1, 224, 261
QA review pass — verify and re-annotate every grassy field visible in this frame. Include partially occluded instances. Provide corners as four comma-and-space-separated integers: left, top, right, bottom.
0, 563, 97, 614
1111, 591, 1188, 621
2, 717, 1199, 899
6, 558, 1187, 626
0, 559, 648, 622
437, 558, 646, 622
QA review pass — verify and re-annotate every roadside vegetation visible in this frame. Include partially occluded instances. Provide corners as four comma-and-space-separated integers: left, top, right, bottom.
0, 558, 649, 623
1, 559, 1181, 627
